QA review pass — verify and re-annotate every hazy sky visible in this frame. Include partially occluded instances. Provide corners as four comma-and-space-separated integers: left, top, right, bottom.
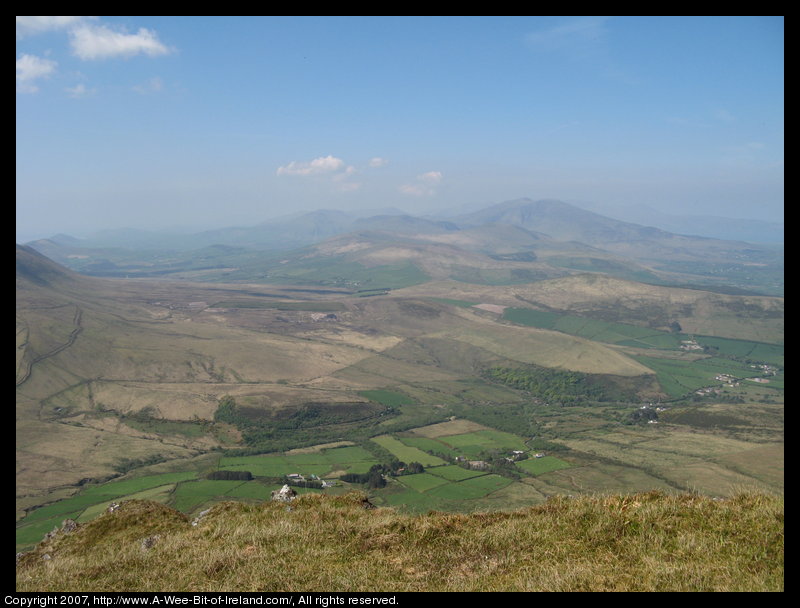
16, 16, 784, 241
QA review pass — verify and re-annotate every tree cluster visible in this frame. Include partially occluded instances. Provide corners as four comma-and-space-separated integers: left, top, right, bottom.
339, 461, 424, 488
112, 453, 167, 474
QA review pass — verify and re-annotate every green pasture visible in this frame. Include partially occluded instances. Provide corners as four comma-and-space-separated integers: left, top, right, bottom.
392, 429, 530, 463
397, 473, 450, 493
16, 511, 84, 549
16, 472, 199, 549
398, 436, 461, 459
427, 474, 512, 501
516, 456, 572, 476
20, 472, 198, 525
224, 482, 278, 500
427, 465, 488, 481
504, 308, 681, 349
695, 336, 784, 366
437, 430, 528, 454
504, 308, 784, 369
635, 355, 767, 398
219, 444, 379, 478
218, 455, 294, 477
358, 390, 415, 407
77, 484, 176, 523
370, 436, 448, 467
169, 480, 249, 512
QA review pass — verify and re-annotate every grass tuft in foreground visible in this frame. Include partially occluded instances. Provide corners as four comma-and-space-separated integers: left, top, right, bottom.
16, 491, 783, 592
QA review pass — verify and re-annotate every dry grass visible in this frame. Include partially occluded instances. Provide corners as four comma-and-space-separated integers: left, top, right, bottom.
17, 491, 783, 592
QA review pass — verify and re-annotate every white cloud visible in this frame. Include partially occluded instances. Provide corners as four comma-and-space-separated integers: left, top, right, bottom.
398, 184, 430, 197
332, 165, 358, 182
16, 53, 57, 93
368, 157, 389, 168
65, 83, 96, 98
399, 171, 444, 196
419, 171, 443, 183
277, 155, 346, 176
132, 76, 164, 94
69, 23, 171, 60
16, 16, 91, 39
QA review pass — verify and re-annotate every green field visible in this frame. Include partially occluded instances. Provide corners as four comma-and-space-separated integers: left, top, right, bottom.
504, 307, 682, 349
516, 456, 572, 476
219, 444, 380, 478
426, 474, 512, 500
634, 355, 766, 398
397, 473, 450, 492
210, 300, 345, 311
696, 336, 784, 366
358, 390, 416, 407
16, 471, 200, 549
440, 430, 528, 452
370, 435, 447, 467
20, 472, 198, 525
427, 465, 488, 481
503, 308, 785, 362
393, 429, 529, 461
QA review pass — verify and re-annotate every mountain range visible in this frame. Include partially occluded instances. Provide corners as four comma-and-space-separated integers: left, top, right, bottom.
25, 198, 784, 296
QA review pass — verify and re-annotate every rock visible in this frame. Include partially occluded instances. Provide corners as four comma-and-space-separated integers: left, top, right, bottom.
61, 519, 78, 533
140, 534, 161, 551
271, 484, 297, 502
191, 508, 212, 527
42, 518, 80, 543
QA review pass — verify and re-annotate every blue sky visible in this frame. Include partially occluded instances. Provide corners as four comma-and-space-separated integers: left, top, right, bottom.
16, 16, 784, 240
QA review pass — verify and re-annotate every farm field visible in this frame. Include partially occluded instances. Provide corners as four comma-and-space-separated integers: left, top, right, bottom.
18, 420, 575, 550
631, 354, 776, 399
516, 456, 572, 476
503, 307, 785, 364
219, 445, 380, 478
370, 435, 448, 467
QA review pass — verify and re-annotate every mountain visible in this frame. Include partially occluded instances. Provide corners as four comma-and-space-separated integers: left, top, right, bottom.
16, 243, 86, 290
24, 198, 784, 296
452, 198, 665, 241
572, 202, 784, 244
15, 491, 783, 592
351, 214, 459, 234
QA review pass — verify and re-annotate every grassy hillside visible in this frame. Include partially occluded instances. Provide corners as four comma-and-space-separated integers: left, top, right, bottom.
398, 274, 784, 343
16, 491, 783, 592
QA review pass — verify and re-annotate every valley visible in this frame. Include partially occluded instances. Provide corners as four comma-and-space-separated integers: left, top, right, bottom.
16, 200, 783, 553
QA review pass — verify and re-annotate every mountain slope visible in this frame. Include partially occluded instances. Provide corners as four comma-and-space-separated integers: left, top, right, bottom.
453, 198, 781, 264
16, 491, 784, 592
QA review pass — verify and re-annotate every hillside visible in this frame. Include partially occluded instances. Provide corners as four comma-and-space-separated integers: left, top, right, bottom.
16, 491, 783, 592
15, 245, 784, 534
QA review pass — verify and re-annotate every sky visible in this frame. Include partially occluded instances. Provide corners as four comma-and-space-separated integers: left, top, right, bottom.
16, 16, 784, 241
